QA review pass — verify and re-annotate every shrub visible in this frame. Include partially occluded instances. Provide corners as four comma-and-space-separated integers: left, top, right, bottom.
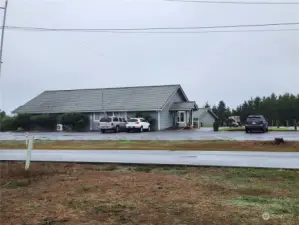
213, 120, 220, 132
0, 110, 5, 121
0, 116, 18, 131
59, 113, 89, 131
30, 114, 58, 131
0, 112, 89, 132
13, 114, 32, 131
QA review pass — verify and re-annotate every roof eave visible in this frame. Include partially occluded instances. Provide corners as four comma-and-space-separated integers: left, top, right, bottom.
13, 108, 161, 114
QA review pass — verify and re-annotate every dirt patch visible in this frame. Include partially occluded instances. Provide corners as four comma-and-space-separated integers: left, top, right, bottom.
1, 163, 298, 225
1, 140, 298, 152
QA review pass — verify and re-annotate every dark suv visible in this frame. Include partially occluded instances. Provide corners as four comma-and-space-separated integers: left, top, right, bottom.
245, 115, 268, 133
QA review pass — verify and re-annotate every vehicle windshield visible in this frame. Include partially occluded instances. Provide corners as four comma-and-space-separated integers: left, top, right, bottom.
247, 116, 262, 122
128, 118, 138, 122
100, 117, 112, 122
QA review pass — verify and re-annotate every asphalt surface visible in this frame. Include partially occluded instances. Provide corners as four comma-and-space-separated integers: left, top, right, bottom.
1, 150, 298, 169
0, 129, 298, 141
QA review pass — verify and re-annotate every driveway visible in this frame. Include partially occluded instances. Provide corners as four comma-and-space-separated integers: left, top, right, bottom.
0, 130, 298, 141
1, 149, 298, 169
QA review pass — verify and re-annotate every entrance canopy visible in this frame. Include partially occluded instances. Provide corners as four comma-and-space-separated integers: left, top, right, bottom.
169, 101, 198, 111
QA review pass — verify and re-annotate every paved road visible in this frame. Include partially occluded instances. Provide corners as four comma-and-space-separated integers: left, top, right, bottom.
1, 150, 298, 169
0, 130, 298, 141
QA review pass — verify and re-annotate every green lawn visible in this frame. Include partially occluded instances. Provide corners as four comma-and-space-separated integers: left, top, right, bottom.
1, 140, 299, 152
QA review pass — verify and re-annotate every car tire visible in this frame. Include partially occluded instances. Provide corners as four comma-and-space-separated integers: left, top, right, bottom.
139, 126, 143, 132
101, 129, 105, 133
245, 129, 249, 133
147, 126, 151, 132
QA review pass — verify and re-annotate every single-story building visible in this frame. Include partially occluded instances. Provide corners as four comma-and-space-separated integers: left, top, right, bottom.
192, 108, 218, 127
13, 84, 200, 131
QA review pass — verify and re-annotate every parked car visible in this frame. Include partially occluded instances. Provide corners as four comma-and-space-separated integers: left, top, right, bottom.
126, 118, 151, 132
228, 116, 241, 127
245, 115, 268, 133
99, 116, 127, 133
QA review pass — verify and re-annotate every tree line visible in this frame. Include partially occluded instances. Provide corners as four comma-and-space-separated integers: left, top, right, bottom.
206, 92, 299, 126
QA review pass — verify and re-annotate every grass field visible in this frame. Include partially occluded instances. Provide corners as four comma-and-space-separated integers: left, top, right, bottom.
1, 162, 298, 225
220, 127, 298, 132
0, 140, 299, 152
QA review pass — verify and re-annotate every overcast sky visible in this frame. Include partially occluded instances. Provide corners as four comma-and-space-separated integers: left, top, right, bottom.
0, 0, 298, 113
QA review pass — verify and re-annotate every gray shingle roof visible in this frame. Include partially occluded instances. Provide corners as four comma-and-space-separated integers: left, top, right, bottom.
13, 84, 183, 114
169, 101, 198, 111
193, 108, 218, 119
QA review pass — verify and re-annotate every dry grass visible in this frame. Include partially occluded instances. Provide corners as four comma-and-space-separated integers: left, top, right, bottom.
1, 162, 298, 225
1, 140, 299, 152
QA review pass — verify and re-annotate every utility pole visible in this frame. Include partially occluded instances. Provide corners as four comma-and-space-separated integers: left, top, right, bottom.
0, 0, 8, 78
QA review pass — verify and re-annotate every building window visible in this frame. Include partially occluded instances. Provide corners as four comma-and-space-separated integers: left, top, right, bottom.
177, 111, 185, 123
107, 112, 113, 116
180, 112, 184, 122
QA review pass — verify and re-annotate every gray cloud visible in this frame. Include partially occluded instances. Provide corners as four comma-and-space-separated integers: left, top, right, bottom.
0, 0, 298, 113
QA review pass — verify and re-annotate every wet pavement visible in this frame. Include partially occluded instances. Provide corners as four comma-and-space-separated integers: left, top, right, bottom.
1, 149, 298, 169
0, 129, 298, 141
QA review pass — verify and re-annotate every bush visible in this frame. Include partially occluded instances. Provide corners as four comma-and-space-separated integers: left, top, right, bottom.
30, 114, 58, 131
13, 114, 32, 131
0, 112, 89, 132
0, 116, 18, 131
59, 113, 89, 131
213, 121, 220, 132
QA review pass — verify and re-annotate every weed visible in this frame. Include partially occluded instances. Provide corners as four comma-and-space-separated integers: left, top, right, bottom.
41, 218, 69, 225
101, 164, 118, 171
3, 179, 30, 189
42, 221, 56, 225
133, 166, 154, 173
94, 203, 135, 214
67, 199, 83, 209
80, 186, 90, 192
151, 168, 187, 175
230, 196, 299, 216
226, 168, 299, 180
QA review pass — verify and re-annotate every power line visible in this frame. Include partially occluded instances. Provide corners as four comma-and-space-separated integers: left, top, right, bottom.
165, 0, 299, 4
5, 27, 299, 34
4, 22, 299, 32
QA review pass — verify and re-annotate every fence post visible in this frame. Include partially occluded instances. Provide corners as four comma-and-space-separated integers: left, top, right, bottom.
25, 137, 34, 171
